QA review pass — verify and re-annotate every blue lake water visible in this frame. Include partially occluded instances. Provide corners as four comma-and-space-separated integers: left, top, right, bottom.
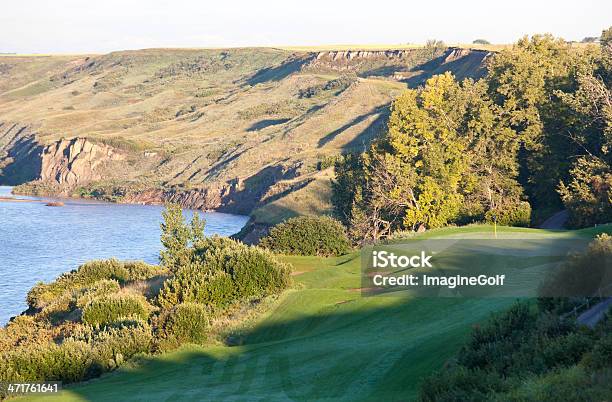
0, 186, 249, 325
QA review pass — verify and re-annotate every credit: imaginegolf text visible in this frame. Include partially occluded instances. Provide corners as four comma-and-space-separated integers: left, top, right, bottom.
360, 239, 596, 298
370, 250, 505, 289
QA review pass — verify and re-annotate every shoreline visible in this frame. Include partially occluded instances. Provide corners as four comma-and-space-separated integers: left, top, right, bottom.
0, 196, 44, 203
5, 187, 250, 218
9, 186, 231, 214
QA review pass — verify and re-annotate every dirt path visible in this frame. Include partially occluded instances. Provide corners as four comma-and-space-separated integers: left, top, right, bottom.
539, 210, 568, 229
577, 298, 612, 328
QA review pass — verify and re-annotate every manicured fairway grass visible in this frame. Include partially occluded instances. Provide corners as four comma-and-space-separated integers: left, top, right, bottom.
22, 225, 611, 401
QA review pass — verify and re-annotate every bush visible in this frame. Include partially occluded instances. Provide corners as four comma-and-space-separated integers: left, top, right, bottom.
38, 289, 77, 321
0, 316, 53, 350
500, 366, 611, 402
193, 235, 245, 269
156, 303, 209, 350
75, 279, 121, 309
157, 243, 290, 309
226, 248, 291, 298
419, 366, 504, 401
538, 234, 612, 297
122, 261, 165, 281
418, 298, 612, 400
260, 216, 351, 256
81, 294, 152, 326
583, 333, 612, 370
27, 259, 162, 309
0, 340, 94, 384
317, 154, 343, 171
484, 201, 531, 227
0, 321, 153, 389
298, 76, 355, 98
157, 264, 236, 309
78, 320, 153, 371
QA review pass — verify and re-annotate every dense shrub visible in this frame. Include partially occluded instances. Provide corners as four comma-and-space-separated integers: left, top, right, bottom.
419, 366, 505, 401
260, 216, 351, 256
298, 76, 355, 98
0, 316, 53, 350
316, 154, 343, 171
499, 366, 611, 402
75, 279, 121, 309
27, 259, 162, 309
226, 248, 291, 298
81, 294, 152, 326
539, 234, 612, 297
0, 340, 94, 384
484, 201, 532, 227
156, 303, 209, 350
76, 320, 153, 371
418, 299, 612, 400
158, 243, 290, 309
157, 264, 236, 309
38, 289, 77, 322
0, 321, 153, 390
122, 261, 166, 281
193, 235, 245, 269
582, 332, 612, 370
455, 200, 486, 226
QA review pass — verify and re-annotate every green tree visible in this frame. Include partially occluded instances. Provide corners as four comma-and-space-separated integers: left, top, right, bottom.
160, 203, 206, 271
555, 27, 612, 226
559, 157, 612, 227
334, 73, 530, 240
387, 73, 469, 230
485, 34, 592, 210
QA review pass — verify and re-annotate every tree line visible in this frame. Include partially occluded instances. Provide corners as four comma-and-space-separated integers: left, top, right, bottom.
333, 29, 612, 242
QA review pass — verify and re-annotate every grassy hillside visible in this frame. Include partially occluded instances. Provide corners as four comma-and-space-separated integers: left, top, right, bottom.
0, 46, 488, 221
21, 225, 609, 402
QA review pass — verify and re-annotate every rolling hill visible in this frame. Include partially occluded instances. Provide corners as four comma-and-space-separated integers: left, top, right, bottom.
0, 46, 490, 234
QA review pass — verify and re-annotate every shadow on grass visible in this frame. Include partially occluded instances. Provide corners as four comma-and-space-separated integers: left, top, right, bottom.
217, 164, 300, 215
247, 118, 291, 132
318, 105, 389, 149
0, 133, 43, 186
246, 55, 315, 86
61, 295, 516, 402
403, 49, 488, 88
58, 235, 611, 401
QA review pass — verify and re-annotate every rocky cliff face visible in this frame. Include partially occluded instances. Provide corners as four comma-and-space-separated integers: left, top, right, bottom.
312, 49, 416, 63
39, 138, 125, 186
306, 47, 491, 85
2, 122, 299, 214
1, 123, 129, 192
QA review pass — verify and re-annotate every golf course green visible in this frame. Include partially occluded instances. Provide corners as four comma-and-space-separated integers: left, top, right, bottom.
21, 225, 610, 401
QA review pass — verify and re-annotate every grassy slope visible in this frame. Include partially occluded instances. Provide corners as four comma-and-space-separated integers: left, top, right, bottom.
0, 48, 482, 221
22, 225, 611, 402
0, 51, 402, 187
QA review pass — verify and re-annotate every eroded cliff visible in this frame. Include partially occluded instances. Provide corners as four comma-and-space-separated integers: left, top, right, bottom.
39, 138, 126, 186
